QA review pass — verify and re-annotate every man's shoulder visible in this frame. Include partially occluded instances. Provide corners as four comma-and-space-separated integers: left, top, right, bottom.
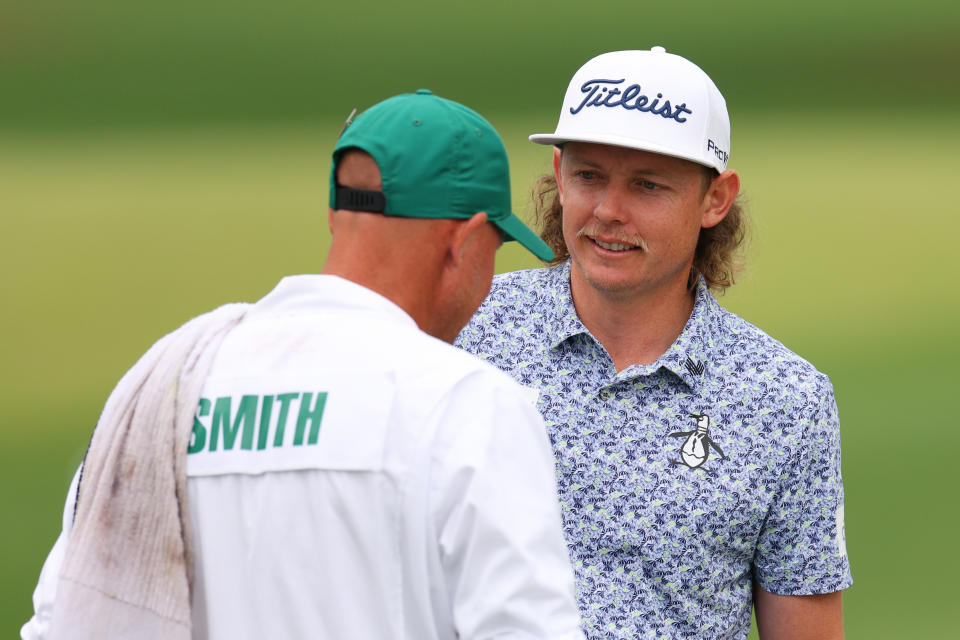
457, 267, 561, 363
481, 267, 560, 311
141, 301, 252, 363
468, 265, 560, 326
490, 266, 557, 289
711, 303, 833, 394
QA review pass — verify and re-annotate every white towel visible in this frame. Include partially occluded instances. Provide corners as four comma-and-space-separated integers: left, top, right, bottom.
48, 303, 249, 640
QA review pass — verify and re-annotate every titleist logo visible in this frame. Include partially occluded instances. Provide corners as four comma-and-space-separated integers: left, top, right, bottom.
570, 79, 693, 123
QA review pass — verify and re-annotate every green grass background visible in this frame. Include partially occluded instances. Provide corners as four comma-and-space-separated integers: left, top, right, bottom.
2, 1, 958, 637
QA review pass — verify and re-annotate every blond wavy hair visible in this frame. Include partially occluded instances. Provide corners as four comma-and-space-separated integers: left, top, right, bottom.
531, 168, 748, 292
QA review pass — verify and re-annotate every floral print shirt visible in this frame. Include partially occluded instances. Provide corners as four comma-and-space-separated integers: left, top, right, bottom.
456, 262, 852, 639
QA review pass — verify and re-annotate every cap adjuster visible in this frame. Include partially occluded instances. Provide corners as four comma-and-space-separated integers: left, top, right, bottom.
335, 186, 387, 213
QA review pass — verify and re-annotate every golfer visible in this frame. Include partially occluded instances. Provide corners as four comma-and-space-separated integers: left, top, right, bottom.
457, 48, 852, 639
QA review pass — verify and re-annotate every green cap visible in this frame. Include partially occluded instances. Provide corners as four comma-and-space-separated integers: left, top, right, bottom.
330, 90, 554, 262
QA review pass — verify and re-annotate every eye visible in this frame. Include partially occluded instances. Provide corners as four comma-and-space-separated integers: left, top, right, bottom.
638, 180, 659, 191
575, 170, 598, 181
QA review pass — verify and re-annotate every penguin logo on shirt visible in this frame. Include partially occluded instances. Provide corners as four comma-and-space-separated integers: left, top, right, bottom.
668, 412, 728, 472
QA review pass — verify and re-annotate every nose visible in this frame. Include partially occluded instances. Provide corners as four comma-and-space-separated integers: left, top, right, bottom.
592, 181, 631, 224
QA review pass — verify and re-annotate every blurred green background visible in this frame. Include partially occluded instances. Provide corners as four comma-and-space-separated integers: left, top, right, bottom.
2, 0, 957, 637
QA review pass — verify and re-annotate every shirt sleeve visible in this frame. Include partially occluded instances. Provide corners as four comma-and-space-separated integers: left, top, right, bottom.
21, 465, 82, 640
754, 380, 853, 595
429, 372, 584, 640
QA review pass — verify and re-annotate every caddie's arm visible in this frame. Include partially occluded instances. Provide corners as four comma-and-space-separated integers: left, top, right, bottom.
429, 373, 584, 640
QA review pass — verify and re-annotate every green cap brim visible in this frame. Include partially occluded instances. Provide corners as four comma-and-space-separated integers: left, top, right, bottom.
494, 214, 555, 262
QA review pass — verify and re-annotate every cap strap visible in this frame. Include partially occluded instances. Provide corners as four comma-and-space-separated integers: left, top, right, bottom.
334, 186, 387, 213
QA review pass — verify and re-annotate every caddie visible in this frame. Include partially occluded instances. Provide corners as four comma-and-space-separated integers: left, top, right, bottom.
457, 48, 852, 639
22, 90, 584, 640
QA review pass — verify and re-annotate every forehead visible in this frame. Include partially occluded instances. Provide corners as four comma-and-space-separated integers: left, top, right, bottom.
562, 141, 702, 177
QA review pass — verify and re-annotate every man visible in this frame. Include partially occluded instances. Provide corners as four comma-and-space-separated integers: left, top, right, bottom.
23, 90, 584, 640
457, 48, 852, 639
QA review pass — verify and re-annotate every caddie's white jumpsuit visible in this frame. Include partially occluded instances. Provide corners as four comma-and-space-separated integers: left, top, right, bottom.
23, 275, 584, 640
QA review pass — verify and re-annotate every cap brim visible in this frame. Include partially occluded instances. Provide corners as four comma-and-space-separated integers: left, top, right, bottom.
529, 132, 719, 171
494, 213, 554, 262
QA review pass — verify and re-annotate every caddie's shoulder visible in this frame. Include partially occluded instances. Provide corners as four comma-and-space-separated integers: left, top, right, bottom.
180, 302, 252, 331
149, 302, 249, 341
125, 302, 251, 372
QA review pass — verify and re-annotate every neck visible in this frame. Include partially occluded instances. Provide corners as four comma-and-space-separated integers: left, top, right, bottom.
323, 214, 452, 340
569, 267, 696, 371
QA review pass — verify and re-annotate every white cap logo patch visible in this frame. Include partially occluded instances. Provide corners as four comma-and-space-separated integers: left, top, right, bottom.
530, 46, 731, 172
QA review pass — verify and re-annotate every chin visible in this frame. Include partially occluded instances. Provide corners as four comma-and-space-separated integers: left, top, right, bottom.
573, 254, 641, 287
586, 276, 646, 296
577, 268, 646, 296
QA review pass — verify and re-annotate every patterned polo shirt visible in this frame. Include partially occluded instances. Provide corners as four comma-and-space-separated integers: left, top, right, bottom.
456, 262, 852, 640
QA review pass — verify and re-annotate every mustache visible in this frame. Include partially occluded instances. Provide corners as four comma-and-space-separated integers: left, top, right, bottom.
578, 223, 649, 252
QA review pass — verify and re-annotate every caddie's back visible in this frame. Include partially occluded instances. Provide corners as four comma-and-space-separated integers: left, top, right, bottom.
23, 90, 585, 640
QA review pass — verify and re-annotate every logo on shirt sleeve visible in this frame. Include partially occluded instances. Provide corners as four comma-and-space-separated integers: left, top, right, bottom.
667, 412, 729, 473
835, 504, 848, 557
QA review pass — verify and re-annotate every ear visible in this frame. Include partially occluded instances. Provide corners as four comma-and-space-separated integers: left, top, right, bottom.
553, 146, 565, 207
700, 169, 740, 229
448, 212, 491, 266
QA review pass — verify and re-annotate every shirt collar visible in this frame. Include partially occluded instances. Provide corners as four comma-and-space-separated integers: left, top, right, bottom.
546, 262, 722, 391
542, 261, 594, 348
252, 274, 419, 330
637, 275, 720, 391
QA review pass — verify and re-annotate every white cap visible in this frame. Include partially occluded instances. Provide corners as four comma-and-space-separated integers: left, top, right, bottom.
530, 47, 731, 172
